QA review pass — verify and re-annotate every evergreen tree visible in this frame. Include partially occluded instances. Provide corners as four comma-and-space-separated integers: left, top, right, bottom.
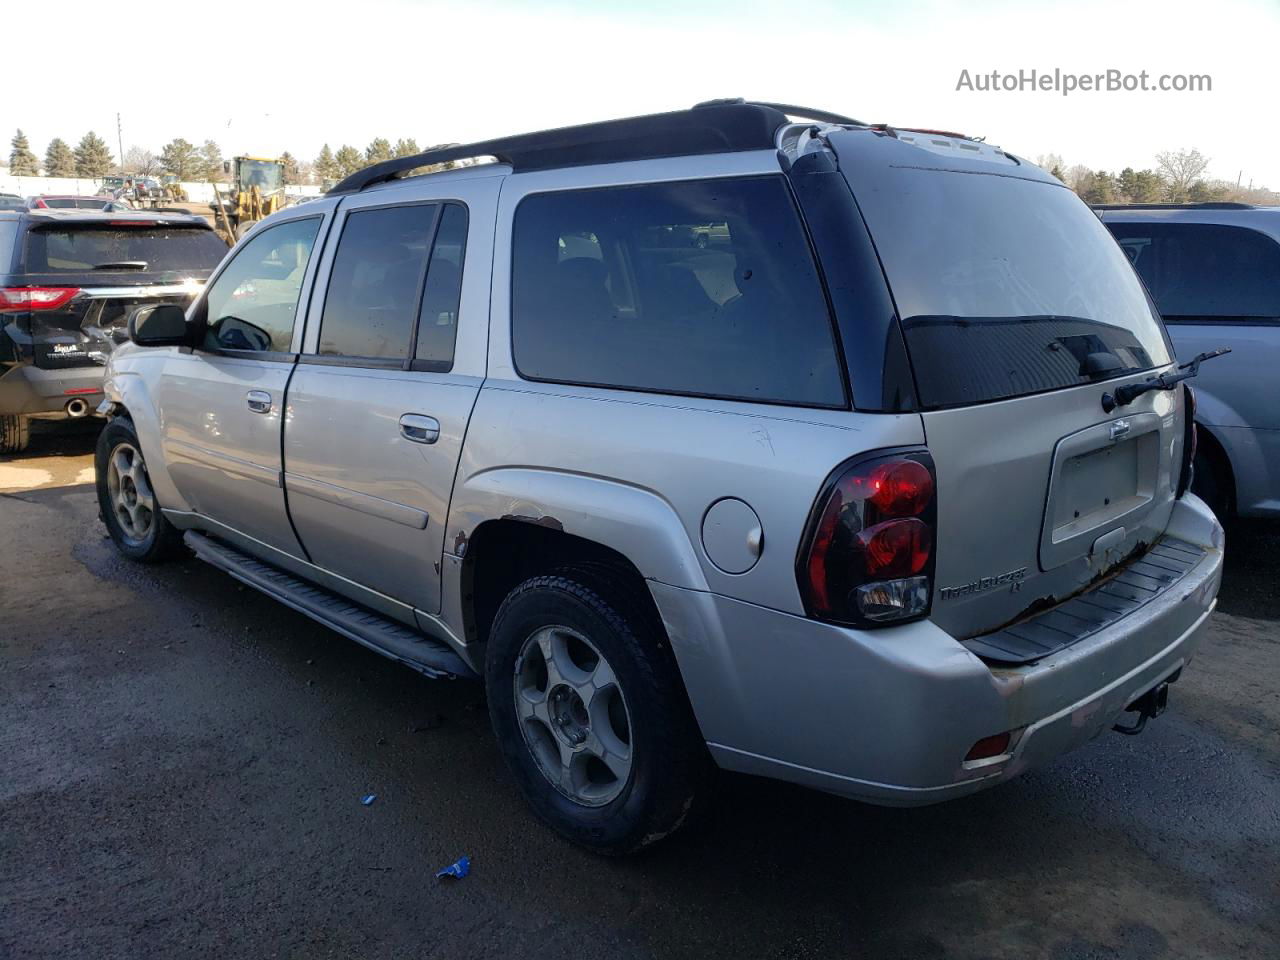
392, 138, 421, 159
365, 138, 392, 165
314, 143, 337, 181
44, 137, 76, 177
334, 145, 364, 178
280, 152, 300, 185
9, 129, 39, 176
159, 138, 201, 179
200, 140, 224, 181
73, 131, 113, 178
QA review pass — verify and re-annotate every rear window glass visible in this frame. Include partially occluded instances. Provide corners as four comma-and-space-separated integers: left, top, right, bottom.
24, 226, 227, 273
845, 163, 1173, 408
1108, 222, 1280, 319
511, 176, 845, 407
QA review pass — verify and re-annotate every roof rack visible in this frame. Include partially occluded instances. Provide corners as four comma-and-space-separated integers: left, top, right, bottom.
1092, 202, 1256, 210
329, 100, 863, 194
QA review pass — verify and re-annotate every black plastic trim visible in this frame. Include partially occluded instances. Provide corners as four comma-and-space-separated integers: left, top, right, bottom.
964, 538, 1207, 666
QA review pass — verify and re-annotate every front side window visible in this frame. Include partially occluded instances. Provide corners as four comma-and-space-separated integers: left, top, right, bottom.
511, 176, 845, 407
1109, 222, 1280, 320
202, 216, 321, 353
318, 204, 437, 360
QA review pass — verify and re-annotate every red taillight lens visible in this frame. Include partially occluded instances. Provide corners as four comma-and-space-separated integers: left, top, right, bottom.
857, 518, 932, 578
0, 287, 81, 312
798, 450, 937, 626
867, 459, 933, 516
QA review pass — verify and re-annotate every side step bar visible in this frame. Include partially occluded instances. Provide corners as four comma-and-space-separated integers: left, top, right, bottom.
184, 531, 477, 680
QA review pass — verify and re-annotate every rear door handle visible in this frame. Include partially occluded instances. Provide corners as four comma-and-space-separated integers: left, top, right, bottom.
246, 390, 272, 414
399, 413, 440, 444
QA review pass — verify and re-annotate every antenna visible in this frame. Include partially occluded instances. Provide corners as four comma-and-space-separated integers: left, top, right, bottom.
116, 113, 124, 175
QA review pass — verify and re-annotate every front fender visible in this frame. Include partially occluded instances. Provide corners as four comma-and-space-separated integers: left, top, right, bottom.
101, 367, 191, 513
446, 467, 709, 592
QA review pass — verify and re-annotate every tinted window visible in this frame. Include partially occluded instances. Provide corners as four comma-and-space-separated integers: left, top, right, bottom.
24, 225, 227, 274
1108, 222, 1280, 319
203, 217, 321, 353
415, 203, 468, 370
319, 204, 437, 359
512, 176, 844, 407
842, 156, 1174, 408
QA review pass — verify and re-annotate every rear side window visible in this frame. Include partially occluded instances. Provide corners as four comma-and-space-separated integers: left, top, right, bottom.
24, 225, 227, 273
318, 201, 468, 368
415, 203, 468, 370
319, 205, 436, 360
1108, 222, 1280, 320
511, 176, 845, 407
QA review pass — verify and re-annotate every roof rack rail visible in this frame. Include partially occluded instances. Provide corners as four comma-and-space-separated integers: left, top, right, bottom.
329, 100, 861, 195
1092, 201, 1256, 210
698, 98, 865, 126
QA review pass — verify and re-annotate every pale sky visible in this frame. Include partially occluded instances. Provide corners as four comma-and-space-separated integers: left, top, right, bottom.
7, 0, 1279, 186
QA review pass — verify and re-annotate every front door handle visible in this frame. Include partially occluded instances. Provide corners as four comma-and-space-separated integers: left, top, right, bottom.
399, 413, 440, 444
246, 390, 272, 414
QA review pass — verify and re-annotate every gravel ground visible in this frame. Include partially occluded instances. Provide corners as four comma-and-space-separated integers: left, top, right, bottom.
2, 422, 1277, 960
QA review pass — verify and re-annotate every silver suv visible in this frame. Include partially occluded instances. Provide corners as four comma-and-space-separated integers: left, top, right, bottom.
96, 101, 1224, 854
1099, 203, 1280, 520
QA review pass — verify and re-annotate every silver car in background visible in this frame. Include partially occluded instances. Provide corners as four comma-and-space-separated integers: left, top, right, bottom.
95, 101, 1224, 854
1101, 203, 1280, 519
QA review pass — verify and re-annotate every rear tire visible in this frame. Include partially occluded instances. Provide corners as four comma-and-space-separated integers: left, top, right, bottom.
486, 568, 710, 855
95, 417, 185, 563
0, 414, 30, 454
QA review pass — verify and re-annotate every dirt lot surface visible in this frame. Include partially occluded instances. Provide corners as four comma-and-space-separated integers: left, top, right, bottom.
3, 421, 1278, 960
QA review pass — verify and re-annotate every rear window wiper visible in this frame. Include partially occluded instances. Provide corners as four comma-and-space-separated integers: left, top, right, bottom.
1102, 348, 1231, 412
91, 260, 148, 271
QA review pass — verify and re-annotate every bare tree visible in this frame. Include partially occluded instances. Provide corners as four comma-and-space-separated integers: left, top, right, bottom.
1156, 148, 1210, 201
124, 146, 160, 177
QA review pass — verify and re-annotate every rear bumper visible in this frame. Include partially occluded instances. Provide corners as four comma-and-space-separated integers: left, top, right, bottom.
654, 496, 1224, 806
0, 363, 104, 416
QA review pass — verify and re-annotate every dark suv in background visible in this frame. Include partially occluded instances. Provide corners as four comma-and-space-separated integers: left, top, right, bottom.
0, 209, 226, 452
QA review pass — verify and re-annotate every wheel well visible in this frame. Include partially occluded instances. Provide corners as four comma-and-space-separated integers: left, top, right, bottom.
461, 519, 660, 649
1196, 423, 1236, 514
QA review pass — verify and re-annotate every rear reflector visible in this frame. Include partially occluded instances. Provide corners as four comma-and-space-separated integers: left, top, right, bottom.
63, 387, 99, 395
964, 732, 1012, 762
0, 287, 81, 311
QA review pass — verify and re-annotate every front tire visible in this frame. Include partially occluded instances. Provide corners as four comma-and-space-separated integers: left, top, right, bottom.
0, 414, 30, 454
95, 418, 184, 562
486, 569, 709, 855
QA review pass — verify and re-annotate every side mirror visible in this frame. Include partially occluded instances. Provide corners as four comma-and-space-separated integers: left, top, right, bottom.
129, 303, 197, 347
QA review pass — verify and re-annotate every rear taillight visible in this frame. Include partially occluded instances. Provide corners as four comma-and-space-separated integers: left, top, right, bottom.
1176, 384, 1197, 499
0, 287, 81, 312
798, 449, 937, 626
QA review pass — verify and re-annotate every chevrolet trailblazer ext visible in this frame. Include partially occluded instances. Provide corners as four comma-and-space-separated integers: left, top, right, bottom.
96, 101, 1224, 854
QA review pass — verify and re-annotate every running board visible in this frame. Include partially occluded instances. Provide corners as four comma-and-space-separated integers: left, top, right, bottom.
184, 531, 477, 680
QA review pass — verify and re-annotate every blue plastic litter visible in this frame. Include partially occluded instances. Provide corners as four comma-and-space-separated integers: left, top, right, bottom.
436, 856, 470, 879
361, 794, 377, 806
